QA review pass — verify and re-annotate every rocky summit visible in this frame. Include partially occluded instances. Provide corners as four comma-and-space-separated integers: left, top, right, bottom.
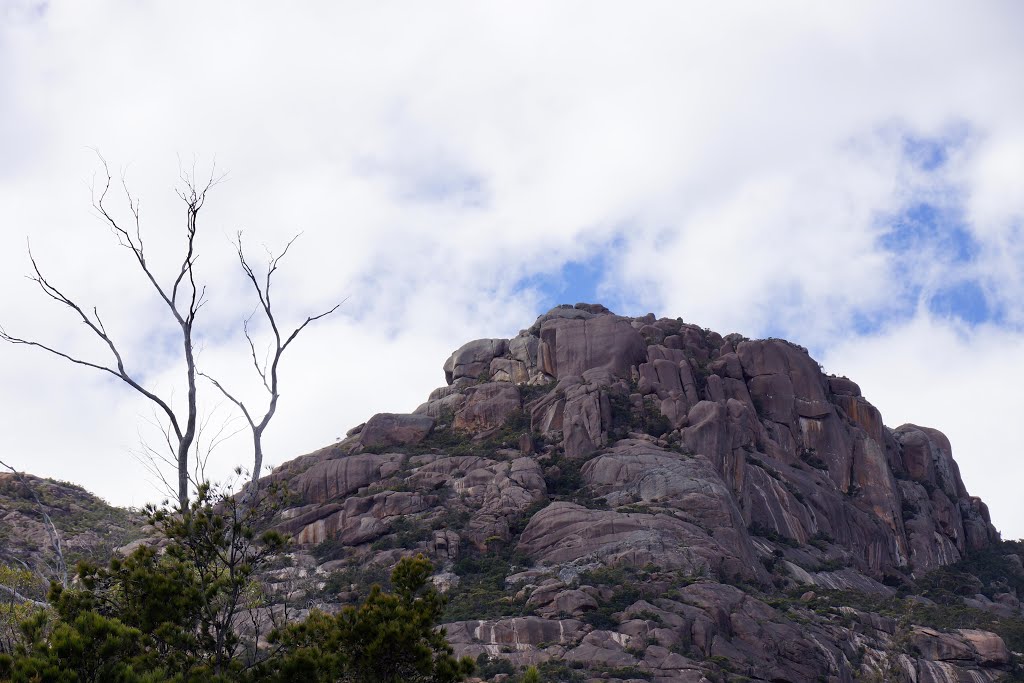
254, 304, 1023, 682
4, 304, 1022, 682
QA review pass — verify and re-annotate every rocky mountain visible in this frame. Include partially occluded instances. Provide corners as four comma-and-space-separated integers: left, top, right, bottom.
3, 303, 1022, 682
0, 473, 144, 593
254, 304, 1023, 682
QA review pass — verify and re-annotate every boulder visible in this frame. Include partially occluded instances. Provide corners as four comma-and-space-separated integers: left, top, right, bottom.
828, 376, 862, 396
294, 452, 406, 504
561, 381, 606, 459
358, 413, 435, 449
738, 339, 832, 421
896, 425, 969, 499
517, 501, 757, 580
957, 629, 1011, 666
454, 382, 521, 431
291, 490, 435, 545
489, 357, 529, 384
910, 626, 976, 661
538, 315, 647, 380
445, 616, 585, 661
564, 630, 638, 667
414, 390, 466, 419
444, 338, 507, 384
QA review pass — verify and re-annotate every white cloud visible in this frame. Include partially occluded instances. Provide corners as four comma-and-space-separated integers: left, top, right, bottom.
1, 1, 1023, 537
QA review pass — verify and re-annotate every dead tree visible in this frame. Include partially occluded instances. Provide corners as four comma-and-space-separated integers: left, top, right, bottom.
201, 232, 342, 490
0, 154, 219, 510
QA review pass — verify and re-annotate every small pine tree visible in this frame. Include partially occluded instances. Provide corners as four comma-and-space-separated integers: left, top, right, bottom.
267, 554, 475, 683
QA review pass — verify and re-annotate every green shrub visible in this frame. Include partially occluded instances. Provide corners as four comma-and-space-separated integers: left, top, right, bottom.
0, 482, 289, 681
268, 555, 475, 682
475, 652, 515, 677
749, 522, 799, 548
311, 537, 349, 562
536, 660, 586, 682
607, 392, 671, 440
799, 448, 829, 470
370, 516, 433, 551
520, 381, 557, 404
808, 587, 1024, 653
444, 542, 533, 622
577, 565, 644, 629
319, 565, 391, 602
542, 452, 584, 498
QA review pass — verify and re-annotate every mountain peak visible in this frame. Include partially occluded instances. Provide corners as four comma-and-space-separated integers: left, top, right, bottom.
258, 304, 1017, 680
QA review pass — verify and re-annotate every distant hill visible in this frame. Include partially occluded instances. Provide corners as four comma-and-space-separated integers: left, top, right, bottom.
0, 472, 144, 591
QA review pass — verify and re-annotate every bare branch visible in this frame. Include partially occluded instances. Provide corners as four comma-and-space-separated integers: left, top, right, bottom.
191, 403, 245, 487
0, 583, 48, 609
5, 246, 185, 444
130, 414, 180, 502
242, 314, 270, 391
198, 371, 254, 424
204, 421, 245, 462
279, 300, 346, 353
201, 231, 344, 492
131, 447, 178, 502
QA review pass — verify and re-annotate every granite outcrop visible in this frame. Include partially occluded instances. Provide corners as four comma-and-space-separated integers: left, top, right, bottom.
260, 304, 1017, 682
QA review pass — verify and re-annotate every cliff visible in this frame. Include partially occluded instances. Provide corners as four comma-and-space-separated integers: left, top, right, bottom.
258, 304, 1020, 682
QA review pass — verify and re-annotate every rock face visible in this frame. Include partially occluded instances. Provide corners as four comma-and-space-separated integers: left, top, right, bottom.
355, 412, 435, 449
260, 304, 1016, 682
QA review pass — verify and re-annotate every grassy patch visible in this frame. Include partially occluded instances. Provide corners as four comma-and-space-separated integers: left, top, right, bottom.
367, 407, 536, 460
576, 565, 679, 629
311, 537, 350, 563
535, 660, 586, 682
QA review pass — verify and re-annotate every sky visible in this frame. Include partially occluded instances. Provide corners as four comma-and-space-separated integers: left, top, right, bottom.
1, 1, 1022, 538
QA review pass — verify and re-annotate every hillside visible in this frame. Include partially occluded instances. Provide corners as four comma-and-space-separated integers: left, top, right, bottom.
0, 472, 144, 594
3, 303, 1022, 681
254, 304, 1023, 682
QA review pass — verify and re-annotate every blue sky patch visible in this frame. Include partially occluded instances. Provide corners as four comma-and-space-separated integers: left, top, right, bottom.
928, 280, 992, 325
879, 202, 979, 264
901, 125, 968, 173
849, 298, 919, 336
870, 155, 993, 330
875, 198, 996, 328
903, 136, 949, 172
398, 167, 489, 208
518, 248, 615, 313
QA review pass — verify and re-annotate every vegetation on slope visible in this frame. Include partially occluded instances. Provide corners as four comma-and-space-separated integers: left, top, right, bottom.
0, 483, 473, 683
